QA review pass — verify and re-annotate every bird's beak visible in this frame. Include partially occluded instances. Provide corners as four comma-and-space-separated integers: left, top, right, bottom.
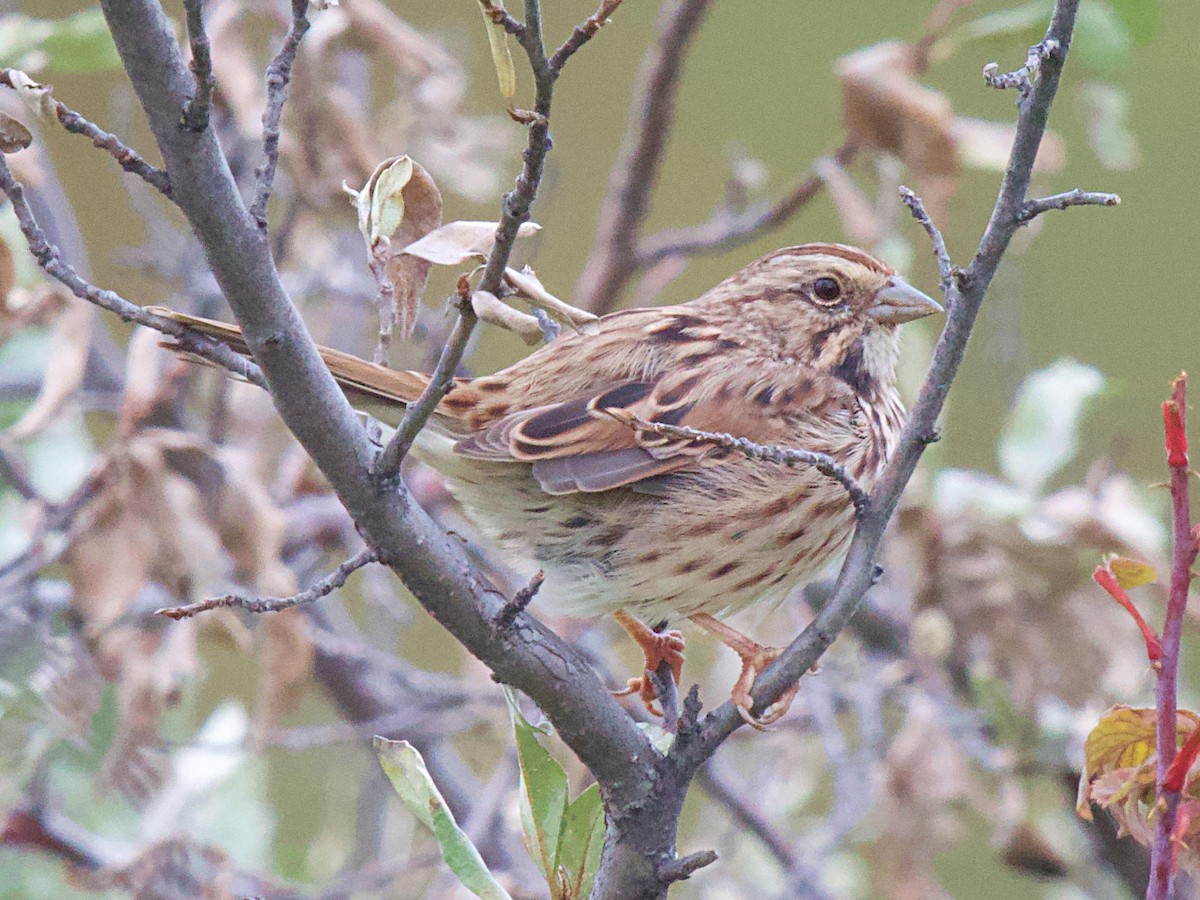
867, 276, 942, 325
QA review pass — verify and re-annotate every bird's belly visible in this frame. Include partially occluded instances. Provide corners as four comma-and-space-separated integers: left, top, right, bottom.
429, 453, 858, 623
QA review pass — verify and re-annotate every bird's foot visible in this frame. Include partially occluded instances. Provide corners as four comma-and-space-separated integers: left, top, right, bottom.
612, 611, 685, 717
688, 612, 799, 730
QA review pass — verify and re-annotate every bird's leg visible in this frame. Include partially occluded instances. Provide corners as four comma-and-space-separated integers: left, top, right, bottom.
688, 613, 800, 730
611, 610, 685, 717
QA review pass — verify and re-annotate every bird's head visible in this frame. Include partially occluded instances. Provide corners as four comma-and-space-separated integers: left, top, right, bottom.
701, 243, 942, 396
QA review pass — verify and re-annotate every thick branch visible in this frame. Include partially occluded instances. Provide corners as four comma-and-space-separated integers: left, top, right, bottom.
573, 0, 713, 312
98, 0, 658, 848
672, 0, 1098, 771
249, 0, 311, 230
155, 548, 379, 620
0, 157, 264, 387
0, 69, 171, 197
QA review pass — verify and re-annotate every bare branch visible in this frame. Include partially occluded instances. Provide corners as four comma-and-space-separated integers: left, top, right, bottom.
249, 0, 311, 230
638, 144, 858, 268
548, 0, 624, 76
899, 185, 954, 294
623, 418, 869, 514
0, 69, 170, 197
0, 156, 264, 388
573, 0, 714, 313
98, 0, 657, 862
1018, 188, 1121, 223
670, 0, 1105, 768
180, 0, 215, 132
376, 0, 617, 479
155, 548, 379, 620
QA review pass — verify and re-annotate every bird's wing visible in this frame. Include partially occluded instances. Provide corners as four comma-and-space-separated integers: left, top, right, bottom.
455, 363, 859, 494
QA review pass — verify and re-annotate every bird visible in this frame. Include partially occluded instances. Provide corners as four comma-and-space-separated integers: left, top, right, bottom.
152, 243, 940, 726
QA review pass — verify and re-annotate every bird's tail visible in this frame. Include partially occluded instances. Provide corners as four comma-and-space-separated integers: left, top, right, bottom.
147, 307, 438, 425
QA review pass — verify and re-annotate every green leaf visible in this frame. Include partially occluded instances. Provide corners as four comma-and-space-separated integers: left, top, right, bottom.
0, 10, 120, 74
374, 737, 513, 900
1078, 81, 1139, 171
1074, 2, 1132, 71
555, 784, 605, 900
503, 686, 569, 882
1109, 0, 1159, 44
997, 359, 1104, 495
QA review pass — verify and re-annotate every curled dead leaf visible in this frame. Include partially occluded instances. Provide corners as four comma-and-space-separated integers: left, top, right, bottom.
502, 266, 600, 334
400, 219, 539, 266
471, 289, 543, 344
6, 69, 55, 119
6, 298, 92, 440
0, 111, 32, 153
345, 155, 444, 341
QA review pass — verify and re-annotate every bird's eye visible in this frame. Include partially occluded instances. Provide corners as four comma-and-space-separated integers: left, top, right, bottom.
812, 277, 842, 303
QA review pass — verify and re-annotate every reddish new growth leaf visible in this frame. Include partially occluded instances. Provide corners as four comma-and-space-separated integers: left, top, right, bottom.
1093, 564, 1163, 663
1165, 725, 1200, 794
1163, 394, 1188, 469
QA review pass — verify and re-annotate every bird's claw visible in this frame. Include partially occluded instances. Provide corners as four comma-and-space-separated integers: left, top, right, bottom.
612, 626, 685, 717
730, 645, 800, 731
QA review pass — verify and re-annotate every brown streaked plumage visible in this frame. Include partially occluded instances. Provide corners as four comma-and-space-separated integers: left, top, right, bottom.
153, 243, 940, 725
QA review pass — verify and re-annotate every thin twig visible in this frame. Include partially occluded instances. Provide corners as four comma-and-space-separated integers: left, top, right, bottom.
637, 144, 858, 269
670, 0, 1110, 768
180, 0, 215, 132
899, 185, 954, 295
0, 157, 265, 388
982, 39, 1060, 102
0, 69, 170, 197
573, 0, 714, 312
547, 0, 624, 75
494, 569, 545, 630
657, 850, 718, 884
375, 0, 566, 480
156, 548, 379, 620
623, 418, 869, 514
478, 0, 526, 38
249, 0, 311, 230
372, 295, 475, 478
1018, 188, 1121, 223
1148, 374, 1197, 900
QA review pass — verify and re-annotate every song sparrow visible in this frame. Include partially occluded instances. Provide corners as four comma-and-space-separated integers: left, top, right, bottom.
155, 243, 940, 725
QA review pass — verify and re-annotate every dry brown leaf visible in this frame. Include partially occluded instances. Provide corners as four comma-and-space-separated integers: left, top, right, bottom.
401, 219, 539, 266
254, 610, 314, 744
119, 325, 186, 436
384, 159, 443, 339
7, 299, 92, 439
836, 41, 1063, 224
471, 289, 543, 344
502, 266, 600, 334
0, 111, 32, 153
0, 232, 15, 312
28, 632, 103, 743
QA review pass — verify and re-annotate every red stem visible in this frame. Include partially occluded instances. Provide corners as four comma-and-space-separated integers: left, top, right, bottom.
1148, 374, 1198, 900
1094, 566, 1163, 662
